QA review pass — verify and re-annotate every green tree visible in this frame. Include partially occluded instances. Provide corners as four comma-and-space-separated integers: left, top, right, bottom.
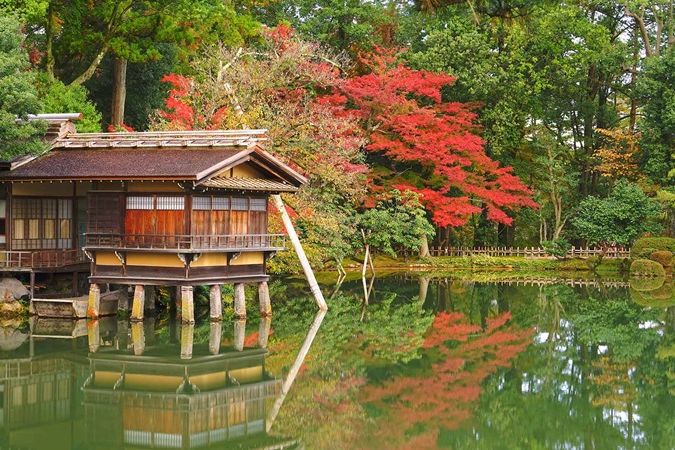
572, 179, 662, 246
37, 75, 102, 132
0, 15, 46, 159
635, 50, 674, 185
358, 190, 435, 257
25, 0, 259, 127
260, 0, 396, 53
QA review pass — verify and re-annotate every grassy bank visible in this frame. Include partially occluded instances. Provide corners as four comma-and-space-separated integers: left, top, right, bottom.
342, 254, 628, 277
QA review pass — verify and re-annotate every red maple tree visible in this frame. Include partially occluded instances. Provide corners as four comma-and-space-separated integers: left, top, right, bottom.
321, 50, 537, 227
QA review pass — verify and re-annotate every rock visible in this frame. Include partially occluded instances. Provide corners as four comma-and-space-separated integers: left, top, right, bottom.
0, 301, 26, 318
0, 277, 29, 301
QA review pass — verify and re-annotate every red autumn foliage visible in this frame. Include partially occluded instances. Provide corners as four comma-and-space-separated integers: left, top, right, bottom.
107, 122, 134, 132
359, 310, 533, 449
321, 49, 537, 227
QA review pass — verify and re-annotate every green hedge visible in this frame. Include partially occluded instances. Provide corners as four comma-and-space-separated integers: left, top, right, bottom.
631, 237, 675, 258
630, 258, 667, 277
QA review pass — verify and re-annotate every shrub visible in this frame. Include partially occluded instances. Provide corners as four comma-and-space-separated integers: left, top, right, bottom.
650, 250, 673, 268
631, 237, 675, 258
542, 238, 572, 259
630, 258, 666, 277
558, 258, 591, 271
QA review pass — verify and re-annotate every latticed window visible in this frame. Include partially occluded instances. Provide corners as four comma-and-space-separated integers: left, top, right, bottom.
231, 197, 248, 211
250, 198, 267, 211
192, 196, 211, 210
126, 196, 153, 210
157, 196, 184, 210
11, 198, 73, 249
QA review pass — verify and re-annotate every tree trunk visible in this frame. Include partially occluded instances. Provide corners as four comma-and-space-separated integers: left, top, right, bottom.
69, 43, 110, 86
111, 57, 128, 128
419, 234, 430, 257
45, 4, 56, 80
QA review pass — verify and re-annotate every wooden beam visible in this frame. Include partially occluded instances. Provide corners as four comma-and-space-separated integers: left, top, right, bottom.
271, 194, 327, 310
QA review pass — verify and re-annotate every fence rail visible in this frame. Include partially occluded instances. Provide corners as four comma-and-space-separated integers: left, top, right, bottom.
84, 233, 286, 251
425, 246, 630, 259
0, 249, 86, 269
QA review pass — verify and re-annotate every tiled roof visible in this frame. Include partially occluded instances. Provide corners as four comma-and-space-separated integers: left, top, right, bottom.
201, 177, 299, 192
2, 148, 246, 180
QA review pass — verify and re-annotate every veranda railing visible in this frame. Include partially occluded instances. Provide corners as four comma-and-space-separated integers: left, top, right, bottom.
84, 233, 286, 251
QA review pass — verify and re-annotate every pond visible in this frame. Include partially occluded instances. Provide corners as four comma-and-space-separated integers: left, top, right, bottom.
0, 272, 672, 449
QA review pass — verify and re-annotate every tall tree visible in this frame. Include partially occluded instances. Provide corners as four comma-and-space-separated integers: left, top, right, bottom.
32, 0, 259, 127
0, 15, 46, 159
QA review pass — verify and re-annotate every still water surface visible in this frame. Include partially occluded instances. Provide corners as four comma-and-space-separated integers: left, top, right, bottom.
0, 273, 672, 449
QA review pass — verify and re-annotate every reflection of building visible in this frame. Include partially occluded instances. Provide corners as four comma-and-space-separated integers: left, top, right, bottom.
0, 356, 89, 449
0, 317, 302, 450
82, 350, 283, 449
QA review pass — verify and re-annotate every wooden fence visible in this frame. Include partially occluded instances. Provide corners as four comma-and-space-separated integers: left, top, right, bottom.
425, 246, 630, 259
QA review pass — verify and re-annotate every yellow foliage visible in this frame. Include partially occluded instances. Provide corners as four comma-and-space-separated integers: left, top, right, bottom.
593, 128, 640, 180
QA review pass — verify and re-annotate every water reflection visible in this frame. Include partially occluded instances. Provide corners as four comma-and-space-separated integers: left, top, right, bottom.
0, 310, 324, 449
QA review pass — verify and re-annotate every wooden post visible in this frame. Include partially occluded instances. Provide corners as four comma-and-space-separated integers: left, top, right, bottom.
131, 285, 145, 321
145, 286, 157, 314
180, 323, 194, 360
173, 286, 182, 312
72, 271, 79, 296
209, 321, 222, 355
29, 271, 35, 300
131, 321, 145, 356
87, 284, 101, 319
258, 281, 271, 316
271, 194, 327, 311
233, 319, 246, 351
180, 286, 194, 324
209, 284, 222, 321
234, 283, 246, 319
118, 286, 129, 312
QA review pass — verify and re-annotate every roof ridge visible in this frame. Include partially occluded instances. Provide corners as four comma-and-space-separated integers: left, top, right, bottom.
52, 129, 268, 149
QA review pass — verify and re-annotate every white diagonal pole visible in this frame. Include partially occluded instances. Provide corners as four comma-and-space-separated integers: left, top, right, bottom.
271, 194, 328, 310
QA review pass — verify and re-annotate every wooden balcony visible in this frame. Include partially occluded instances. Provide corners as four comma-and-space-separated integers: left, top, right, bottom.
0, 249, 86, 271
84, 233, 286, 253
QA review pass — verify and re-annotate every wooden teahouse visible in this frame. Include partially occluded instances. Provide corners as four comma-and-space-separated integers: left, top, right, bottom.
0, 115, 309, 321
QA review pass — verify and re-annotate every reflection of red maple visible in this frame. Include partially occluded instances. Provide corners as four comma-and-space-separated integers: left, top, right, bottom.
360, 311, 533, 449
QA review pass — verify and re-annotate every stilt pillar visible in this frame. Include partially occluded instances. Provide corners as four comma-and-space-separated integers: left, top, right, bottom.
180, 286, 194, 324
258, 281, 272, 316
258, 317, 271, 349
233, 319, 246, 351
180, 323, 194, 360
131, 322, 145, 356
131, 285, 145, 321
117, 286, 130, 312
234, 283, 246, 319
209, 284, 222, 321
145, 286, 157, 314
209, 321, 222, 355
87, 284, 101, 319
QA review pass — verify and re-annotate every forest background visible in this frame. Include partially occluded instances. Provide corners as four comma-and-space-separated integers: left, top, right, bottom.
0, 0, 672, 271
